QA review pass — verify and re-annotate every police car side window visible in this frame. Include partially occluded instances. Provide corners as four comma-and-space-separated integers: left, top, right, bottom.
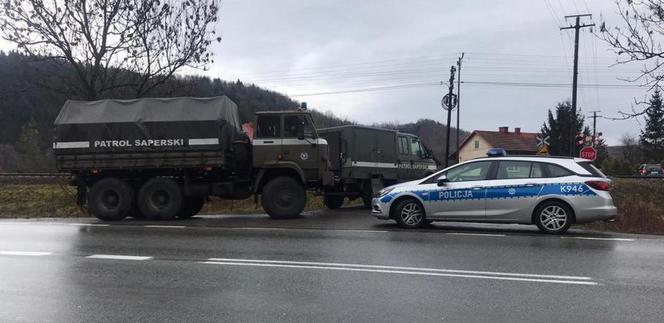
496, 161, 532, 179
546, 164, 574, 177
530, 162, 546, 178
444, 161, 492, 182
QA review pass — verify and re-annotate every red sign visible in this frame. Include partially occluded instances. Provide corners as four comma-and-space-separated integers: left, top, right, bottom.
579, 146, 597, 161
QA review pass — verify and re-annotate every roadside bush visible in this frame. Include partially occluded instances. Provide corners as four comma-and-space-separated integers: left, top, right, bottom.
585, 178, 664, 234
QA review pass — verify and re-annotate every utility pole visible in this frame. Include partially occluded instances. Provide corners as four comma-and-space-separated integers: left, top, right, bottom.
456, 52, 464, 163
588, 110, 601, 147
561, 14, 594, 156
444, 65, 456, 168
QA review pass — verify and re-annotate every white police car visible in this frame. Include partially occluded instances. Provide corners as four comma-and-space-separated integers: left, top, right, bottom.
371, 156, 617, 234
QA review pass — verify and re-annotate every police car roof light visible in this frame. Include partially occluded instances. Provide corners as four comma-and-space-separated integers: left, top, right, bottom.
486, 148, 507, 157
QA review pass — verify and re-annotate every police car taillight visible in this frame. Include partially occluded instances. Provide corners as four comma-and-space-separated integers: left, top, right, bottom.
585, 180, 610, 191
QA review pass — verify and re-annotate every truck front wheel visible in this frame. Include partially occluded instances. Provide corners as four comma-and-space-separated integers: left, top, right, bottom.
261, 176, 306, 219
137, 178, 183, 220
178, 196, 206, 219
323, 195, 344, 209
88, 178, 134, 221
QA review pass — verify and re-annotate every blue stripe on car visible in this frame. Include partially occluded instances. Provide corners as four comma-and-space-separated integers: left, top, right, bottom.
379, 183, 596, 204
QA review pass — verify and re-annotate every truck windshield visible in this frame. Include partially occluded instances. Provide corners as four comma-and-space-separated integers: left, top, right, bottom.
256, 115, 281, 138
284, 115, 315, 138
410, 138, 425, 158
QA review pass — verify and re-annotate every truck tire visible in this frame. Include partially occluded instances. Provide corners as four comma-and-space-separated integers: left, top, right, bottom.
178, 196, 206, 219
137, 178, 183, 220
324, 195, 344, 209
88, 178, 134, 221
361, 190, 373, 209
261, 176, 306, 219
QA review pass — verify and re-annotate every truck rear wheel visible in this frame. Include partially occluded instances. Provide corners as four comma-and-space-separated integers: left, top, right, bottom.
178, 196, 206, 219
138, 178, 183, 220
261, 176, 306, 219
88, 178, 134, 221
324, 195, 344, 209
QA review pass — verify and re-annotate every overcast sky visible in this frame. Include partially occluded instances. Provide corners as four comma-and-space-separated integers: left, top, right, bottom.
0, 0, 650, 145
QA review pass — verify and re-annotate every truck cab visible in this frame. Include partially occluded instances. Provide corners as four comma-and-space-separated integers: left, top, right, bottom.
252, 111, 333, 189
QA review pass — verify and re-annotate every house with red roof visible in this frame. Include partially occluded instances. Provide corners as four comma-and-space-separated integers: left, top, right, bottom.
458, 126, 538, 162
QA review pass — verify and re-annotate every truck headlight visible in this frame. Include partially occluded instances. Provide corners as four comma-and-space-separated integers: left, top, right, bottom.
376, 187, 395, 198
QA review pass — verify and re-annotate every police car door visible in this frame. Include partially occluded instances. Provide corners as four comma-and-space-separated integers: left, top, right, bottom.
426, 161, 492, 219
484, 160, 545, 221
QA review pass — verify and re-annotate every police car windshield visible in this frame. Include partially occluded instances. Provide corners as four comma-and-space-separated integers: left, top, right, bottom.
444, 161, 492, 182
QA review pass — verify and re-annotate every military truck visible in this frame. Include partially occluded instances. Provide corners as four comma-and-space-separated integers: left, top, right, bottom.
318, 125, 437, 209
53, 96, 333, 221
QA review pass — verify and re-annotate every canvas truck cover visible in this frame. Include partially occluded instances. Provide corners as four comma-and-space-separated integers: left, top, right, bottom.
53, 96, 243, 154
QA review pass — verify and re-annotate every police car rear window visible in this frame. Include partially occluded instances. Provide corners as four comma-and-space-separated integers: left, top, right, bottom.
544, 163, 574, 177
577, 161, 606, 177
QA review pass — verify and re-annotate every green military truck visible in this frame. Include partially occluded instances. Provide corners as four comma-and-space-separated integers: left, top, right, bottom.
53, 96, 333, 221
318, 125, 437, 209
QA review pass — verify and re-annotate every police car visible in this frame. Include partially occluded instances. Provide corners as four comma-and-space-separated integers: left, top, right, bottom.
371, 156, 617, 234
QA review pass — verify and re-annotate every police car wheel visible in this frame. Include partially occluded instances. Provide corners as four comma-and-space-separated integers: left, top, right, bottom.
394, 199, 425, 228
534, 201, 572, 234
88, 178, 134, 221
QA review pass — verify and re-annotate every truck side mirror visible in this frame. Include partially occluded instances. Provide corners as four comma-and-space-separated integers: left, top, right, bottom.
437, 175, 449, 186
297, 127, 305, 140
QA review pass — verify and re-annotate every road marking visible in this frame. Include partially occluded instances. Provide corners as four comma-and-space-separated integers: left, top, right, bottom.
446, 232, 506, 237
234, 227, 389, 233
67, 223, 110, 227
202, 260, 597, 286
0, 251, 53, 256
206, 258, 593, 281
564, 237, 636, 242
86, 254, 153, 261
144, 225, 186, 229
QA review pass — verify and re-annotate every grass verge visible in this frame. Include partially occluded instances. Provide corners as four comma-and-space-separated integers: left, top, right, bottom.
2, 178, 663, 235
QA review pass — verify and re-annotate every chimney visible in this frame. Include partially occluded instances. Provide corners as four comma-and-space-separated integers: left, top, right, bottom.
498, 126, 509, 133
514, 127, 521, 134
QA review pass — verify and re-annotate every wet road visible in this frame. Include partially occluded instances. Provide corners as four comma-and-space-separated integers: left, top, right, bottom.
1, 207, 664, 322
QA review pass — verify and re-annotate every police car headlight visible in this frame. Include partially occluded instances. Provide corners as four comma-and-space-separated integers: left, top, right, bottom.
376, 187, 395, 198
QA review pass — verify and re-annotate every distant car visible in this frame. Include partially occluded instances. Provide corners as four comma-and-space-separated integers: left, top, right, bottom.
372, 156, 617, 234
638, 164, 663, 177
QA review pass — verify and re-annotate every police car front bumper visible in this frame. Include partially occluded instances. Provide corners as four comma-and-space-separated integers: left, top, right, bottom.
371, 198, 390, 220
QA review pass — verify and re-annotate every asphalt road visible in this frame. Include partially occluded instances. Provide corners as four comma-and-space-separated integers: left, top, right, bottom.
1, 207, 664, 322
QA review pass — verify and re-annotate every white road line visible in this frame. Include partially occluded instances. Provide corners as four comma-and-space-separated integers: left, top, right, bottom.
234, 227, 389, 233
86, 254, 153, 261
144, 225, 187, 229
446, 232, 506, 237
564, 237, 636, 242
201, 261, 597, 286
206, 258, 592, 281
67, 223, 110, 227
0, 251, 53, 256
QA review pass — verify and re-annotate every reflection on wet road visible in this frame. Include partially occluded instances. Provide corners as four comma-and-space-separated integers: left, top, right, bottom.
1, 207, 664, 322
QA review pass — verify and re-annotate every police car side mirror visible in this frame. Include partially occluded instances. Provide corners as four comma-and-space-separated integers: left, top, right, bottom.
437, 175, 449, 186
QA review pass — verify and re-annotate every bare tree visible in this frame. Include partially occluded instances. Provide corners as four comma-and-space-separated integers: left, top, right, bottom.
0, 0, 220, 99
599, 0, 664, 118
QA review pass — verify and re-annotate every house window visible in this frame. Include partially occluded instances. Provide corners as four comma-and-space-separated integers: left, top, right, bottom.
474, 140, 479, 150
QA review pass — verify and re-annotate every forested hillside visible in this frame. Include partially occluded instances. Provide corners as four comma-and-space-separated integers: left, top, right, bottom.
0, 51, 463, 172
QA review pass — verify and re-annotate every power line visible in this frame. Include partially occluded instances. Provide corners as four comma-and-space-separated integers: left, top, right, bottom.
286, 80, 642, 98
